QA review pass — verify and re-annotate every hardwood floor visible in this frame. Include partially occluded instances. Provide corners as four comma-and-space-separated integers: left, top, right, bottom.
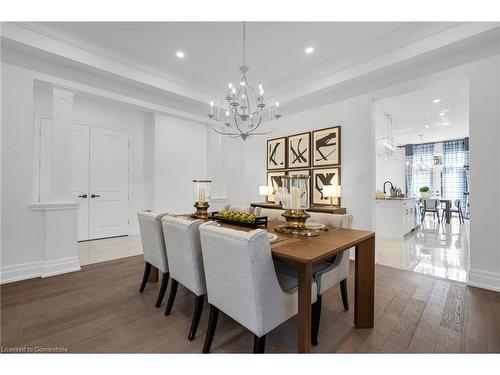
1, 255, 499, 353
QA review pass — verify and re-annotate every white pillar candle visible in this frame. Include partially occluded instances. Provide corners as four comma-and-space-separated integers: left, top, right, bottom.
199, 187, 205, 203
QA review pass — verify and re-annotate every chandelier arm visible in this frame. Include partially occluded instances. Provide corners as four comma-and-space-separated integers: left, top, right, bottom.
232, 113, 247, 135
246, 112, 263, 133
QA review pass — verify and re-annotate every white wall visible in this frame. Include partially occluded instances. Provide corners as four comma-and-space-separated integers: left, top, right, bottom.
467, 55, 500, 291
222, 94, 376, 231
1, 63, 44, 273
154, 113, 208, 214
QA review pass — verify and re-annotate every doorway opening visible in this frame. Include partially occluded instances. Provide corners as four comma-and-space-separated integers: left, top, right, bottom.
373, 79, 470, 282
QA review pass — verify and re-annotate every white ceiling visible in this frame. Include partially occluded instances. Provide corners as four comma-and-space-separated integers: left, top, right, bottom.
13, 22, 462, 98
374, 79, 469, 145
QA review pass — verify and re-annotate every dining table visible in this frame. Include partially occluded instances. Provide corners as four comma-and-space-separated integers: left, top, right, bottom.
149, 217, 376, 353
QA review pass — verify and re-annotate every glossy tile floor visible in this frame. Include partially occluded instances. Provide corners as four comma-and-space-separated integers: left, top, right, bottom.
78, 235, 143, 266
376, 216, 469, 282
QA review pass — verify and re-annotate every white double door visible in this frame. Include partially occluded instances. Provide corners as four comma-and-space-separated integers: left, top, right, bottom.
72, 124, 130, 241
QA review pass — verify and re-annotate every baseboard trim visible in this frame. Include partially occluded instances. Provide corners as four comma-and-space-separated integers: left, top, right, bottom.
467, 268, 500, 292
42, 256, 81, 278
0, 261, 43, 284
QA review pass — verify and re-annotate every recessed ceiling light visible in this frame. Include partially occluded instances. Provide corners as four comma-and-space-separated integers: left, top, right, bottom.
305, 46, 314, 55
176, 51, 185, 58
439, 112, 446, 116
433, 98, 441, 104
424, 125, 430, 129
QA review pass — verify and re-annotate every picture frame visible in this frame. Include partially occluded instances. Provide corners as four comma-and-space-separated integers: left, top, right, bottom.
287, 169, 310, 177
267, 137, 287, 170
311, 167, 341, 206
312, 126, 341, 167
287, 132, 311, 169
266, 171, 287, 203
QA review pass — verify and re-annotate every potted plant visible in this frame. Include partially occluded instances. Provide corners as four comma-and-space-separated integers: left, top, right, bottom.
419, 186, 431, 199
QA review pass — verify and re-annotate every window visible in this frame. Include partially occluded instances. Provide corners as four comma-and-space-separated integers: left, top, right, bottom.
405, 143, 434, 197
442, 138, 469, 216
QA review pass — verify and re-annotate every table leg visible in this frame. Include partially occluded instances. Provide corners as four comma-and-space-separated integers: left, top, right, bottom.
149, 265, 159, 282
297, 262, 312, 353
446, 201, 451, 224
354, 236, 375, 328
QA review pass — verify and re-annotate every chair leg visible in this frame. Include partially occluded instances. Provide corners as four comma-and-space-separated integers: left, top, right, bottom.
340, 278, 349, 311
253, 334, 266, 354
188, 294, 205, 341
139, 262, 151, 293
155, 272, 169, 308
311, 294, 322, 346
164, 279, 179, 316
202, 305, 219, 354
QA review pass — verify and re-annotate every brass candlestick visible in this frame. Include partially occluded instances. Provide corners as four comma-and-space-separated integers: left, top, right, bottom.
274, 175, 318, 236
192, 201, 210, 220
275, 209, 318, 237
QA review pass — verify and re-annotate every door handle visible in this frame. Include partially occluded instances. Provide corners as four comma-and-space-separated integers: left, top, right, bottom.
91, 194, 101, 198
78, 194, 88, 198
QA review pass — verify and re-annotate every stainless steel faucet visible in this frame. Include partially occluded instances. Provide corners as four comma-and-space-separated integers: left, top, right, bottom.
383, 180, 394, 195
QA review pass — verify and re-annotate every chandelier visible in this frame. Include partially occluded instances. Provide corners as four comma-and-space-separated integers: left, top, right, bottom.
415, 134, 428, 171
376, 113, 402, 160
208, 22, 281, 140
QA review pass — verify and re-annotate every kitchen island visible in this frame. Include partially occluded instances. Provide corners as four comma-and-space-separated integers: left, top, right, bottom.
375, 197, 419, 239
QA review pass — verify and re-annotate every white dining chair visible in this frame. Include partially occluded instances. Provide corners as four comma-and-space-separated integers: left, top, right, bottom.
161, 216, 206, 341
275, 212, 353, 345
199, 222, 317, 353
137, 210, 170, 308
253, 207, 286, 221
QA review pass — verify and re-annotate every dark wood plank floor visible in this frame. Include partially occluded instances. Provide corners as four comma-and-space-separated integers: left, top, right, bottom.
1, 255, 499, 353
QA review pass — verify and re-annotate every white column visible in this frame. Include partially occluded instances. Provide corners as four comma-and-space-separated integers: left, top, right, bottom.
29, 86, 80, 278
50, 87, 74, 201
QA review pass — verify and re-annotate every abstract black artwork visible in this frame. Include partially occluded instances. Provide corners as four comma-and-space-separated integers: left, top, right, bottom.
267, 137, 286, 170
267, 171, 286, 203
312, 167, 341, 205
287, 132, 310, 169
312, 126, 341, 167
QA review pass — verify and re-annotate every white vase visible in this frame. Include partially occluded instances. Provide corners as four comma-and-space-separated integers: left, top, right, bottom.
420, 192, 431, 199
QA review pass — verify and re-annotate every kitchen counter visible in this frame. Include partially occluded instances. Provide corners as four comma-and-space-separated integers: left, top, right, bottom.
375, 197, 419, 239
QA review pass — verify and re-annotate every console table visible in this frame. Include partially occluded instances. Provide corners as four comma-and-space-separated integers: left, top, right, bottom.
250, 202, 346, 214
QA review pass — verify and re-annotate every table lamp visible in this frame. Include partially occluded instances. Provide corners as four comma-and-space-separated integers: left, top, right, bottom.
323, 185, 341, 207
259, 185, 270, 200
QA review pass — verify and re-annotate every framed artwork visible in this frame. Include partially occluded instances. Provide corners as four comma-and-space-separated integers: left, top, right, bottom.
267, 137, 286, 170
312, 167, 341, 206
266, 171, 286, 203
287, 132, 311, 169
312, 126, 341, 167
287, 169, 310, 177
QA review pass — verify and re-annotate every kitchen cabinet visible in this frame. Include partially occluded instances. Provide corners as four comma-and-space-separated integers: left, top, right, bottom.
375, 198, 418, 239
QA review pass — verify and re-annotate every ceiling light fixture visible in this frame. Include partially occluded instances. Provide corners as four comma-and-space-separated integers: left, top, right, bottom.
176, 51, 185, 58
433, 98, 441, 104
439, 112, 446, 116
305, 46, 315, 54
424, 125, 430, 129
207, 22, 281, 140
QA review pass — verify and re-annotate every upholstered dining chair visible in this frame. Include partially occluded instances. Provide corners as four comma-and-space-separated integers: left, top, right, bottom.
275, 212, 353, 345
137, 210, 170, 308
199, 222, 317, 353
253, 207, 286, 221
441, 199, 465, 223
161, 216, 206, 341
421, 199, 440, 222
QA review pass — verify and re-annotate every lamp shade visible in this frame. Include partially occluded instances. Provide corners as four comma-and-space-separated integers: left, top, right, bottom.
259, 185, 270, 196
323, 185, 341, 198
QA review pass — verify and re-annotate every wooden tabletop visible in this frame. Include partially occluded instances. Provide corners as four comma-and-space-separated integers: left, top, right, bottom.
210, 219, 374, 265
